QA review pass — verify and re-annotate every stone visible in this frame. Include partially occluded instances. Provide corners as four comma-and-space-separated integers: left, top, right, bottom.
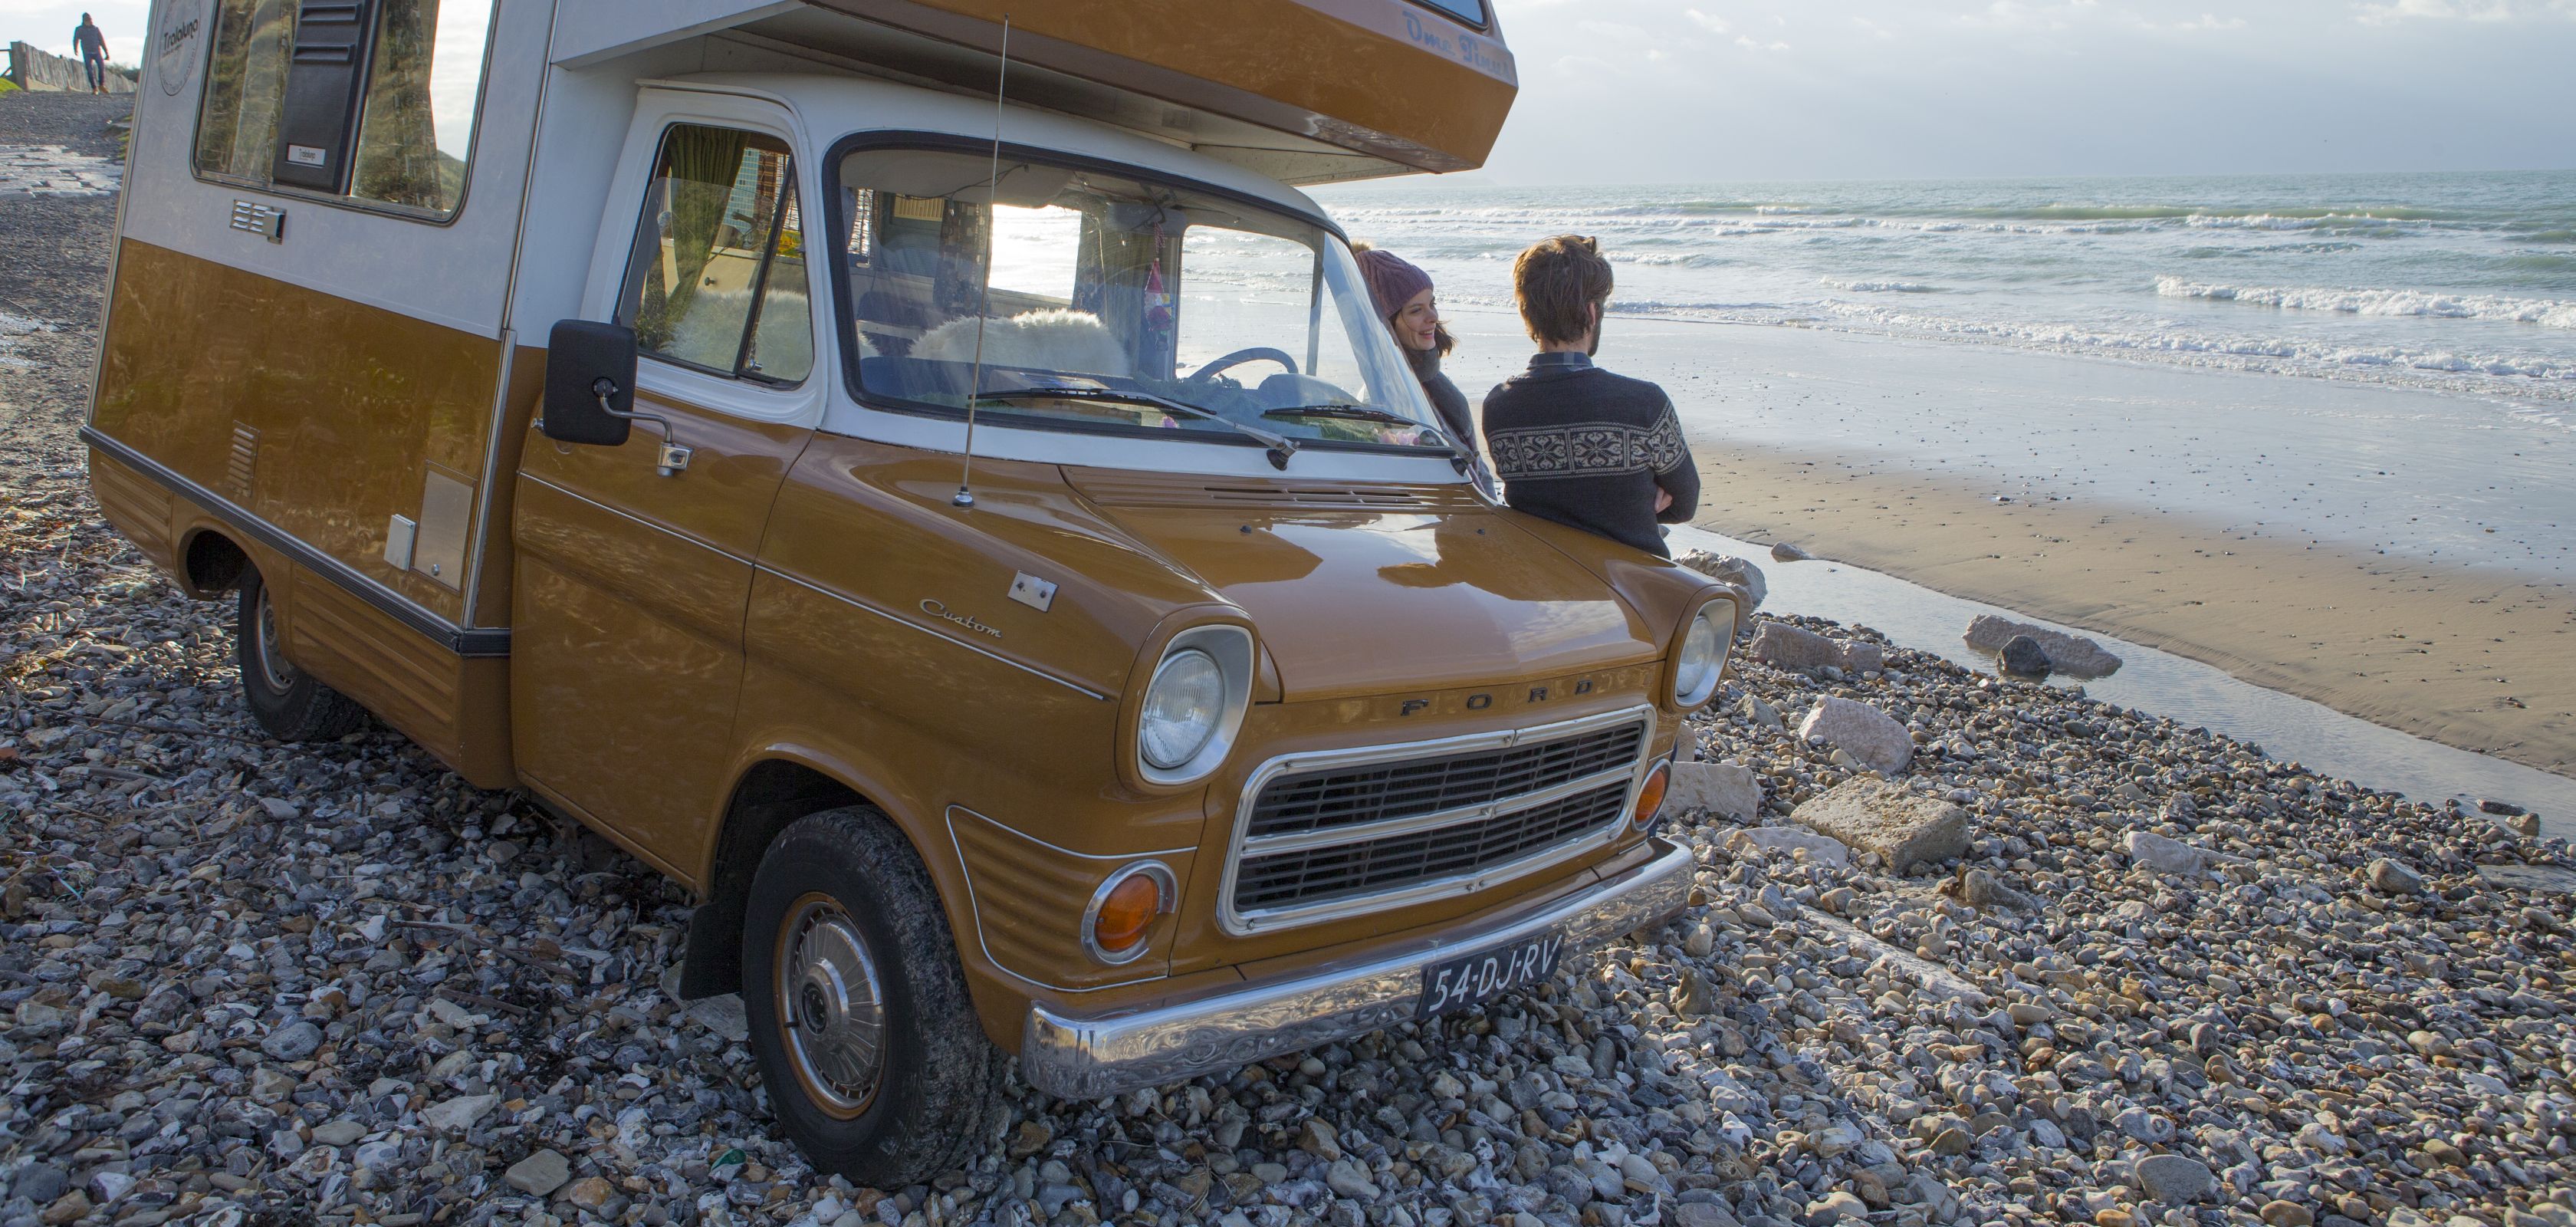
1740, 693, 1783, 729
1300, 1119, 1342, 1161
2476, 797, 2527, 816
1961, 614, 2122, 677
311, 1119, 366, 1146
1674, 550, 1767, 610
1797, 697, 1914, 775
422, 1093, 498, 1136
565, 1176, 616, 1210
1769, 541, 1816, 562
11, 1165, 68, 1206
1729, 826, 1851, 869
248, 1067, 300, 1105
259, 1019, 323, 1061
1997, 635, 2052, 677
1840, 640, 1885, 674
1791, 779, 1967, 874
40, 1190, 90, 1225
1674, 1205, 1741, 1227
2134, 1154, 2215, 1204
1957, 868, 2036, 910
1753, 623, 1845, 672
2365, 857, 2423, 894
1671, 760, 1763, 821
2479, 864, 2576, 894
1322, 1160, 1378, 1201
683, 993, 749, 1042
2260, 1202, 2315, 1227
1671, 969, 1719, 1016
2121, 830, 2209, 875
505, 1149, 571, 1197
1806, 1189, 1868, 1223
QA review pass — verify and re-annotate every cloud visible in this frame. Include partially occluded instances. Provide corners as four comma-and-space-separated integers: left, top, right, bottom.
2354, 0, 2573, 20
1684, 8, 1730, 35
2174, 12, 2249, 28
1733, 35, 1792, 51
1848, 15, 1899, 39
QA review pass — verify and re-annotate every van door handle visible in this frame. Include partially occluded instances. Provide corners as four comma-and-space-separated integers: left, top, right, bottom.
594, 386, 692, 476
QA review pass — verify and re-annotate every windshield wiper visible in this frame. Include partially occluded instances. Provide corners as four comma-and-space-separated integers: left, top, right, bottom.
979, 386, 1300, 470
1260, 403, 1414, 426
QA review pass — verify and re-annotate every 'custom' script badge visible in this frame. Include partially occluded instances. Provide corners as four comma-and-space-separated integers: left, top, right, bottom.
920, 600, 1002, 639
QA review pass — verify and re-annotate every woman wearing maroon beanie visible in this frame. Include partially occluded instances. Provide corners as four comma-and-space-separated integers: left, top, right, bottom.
1353, 245, 1481, 474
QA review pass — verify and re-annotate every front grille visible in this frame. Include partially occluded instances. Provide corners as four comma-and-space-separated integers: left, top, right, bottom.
1247, 723, 1644, 840
1226, 712, 1651, 928
1234, 781, 1631, 914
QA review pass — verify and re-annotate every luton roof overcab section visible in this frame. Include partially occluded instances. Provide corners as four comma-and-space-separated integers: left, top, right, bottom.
548, 0, 1518, 184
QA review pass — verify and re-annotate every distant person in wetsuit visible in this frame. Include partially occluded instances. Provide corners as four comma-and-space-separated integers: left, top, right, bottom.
74, 15, 110, 94
1352, 243, 1493, 493
1480, 235, 1700, 558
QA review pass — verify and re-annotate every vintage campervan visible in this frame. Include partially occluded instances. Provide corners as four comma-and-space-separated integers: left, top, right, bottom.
86, 0, 1736, 1182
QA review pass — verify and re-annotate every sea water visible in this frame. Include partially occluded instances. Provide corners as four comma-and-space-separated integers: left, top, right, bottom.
1316, 170, 2576, 407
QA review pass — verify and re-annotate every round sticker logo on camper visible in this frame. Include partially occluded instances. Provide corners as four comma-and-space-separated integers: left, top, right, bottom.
157, 1, 206, 97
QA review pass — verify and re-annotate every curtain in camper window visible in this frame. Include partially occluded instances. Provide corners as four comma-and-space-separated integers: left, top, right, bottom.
350, 0, 497, 217
621, 127, 814, 386
194, 0, 299, 183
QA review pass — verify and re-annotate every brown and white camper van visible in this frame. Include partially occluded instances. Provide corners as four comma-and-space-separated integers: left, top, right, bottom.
86, 0, 1733, 1182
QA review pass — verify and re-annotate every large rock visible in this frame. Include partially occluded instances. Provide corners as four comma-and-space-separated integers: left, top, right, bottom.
504, 1149, 571, 1197
1750, 623, 1883, 676
1753, 623, 1844, 671
2122, 830, 2208, 875
421, 1094, 497, 1137
1668, 760, 1763, 821
1770, 541, 1816, 562
1791, 779, 1968, 875
1961, 614, 2122, 678
1797, 697, 1914, 775
2134, 1154, 2216, 1204
1997, 635, 2052, 676
1674, 550, 1767, 610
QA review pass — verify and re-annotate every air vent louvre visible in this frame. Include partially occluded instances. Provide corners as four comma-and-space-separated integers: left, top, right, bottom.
225, 424, 259, 502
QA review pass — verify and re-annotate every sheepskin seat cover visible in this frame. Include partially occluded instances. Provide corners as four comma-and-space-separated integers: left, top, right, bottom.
909, 309, 1131, 377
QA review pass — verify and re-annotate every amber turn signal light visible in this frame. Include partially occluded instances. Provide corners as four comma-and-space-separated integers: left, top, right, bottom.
1083, 862, 1176, 965
1631, 761, 1671, 831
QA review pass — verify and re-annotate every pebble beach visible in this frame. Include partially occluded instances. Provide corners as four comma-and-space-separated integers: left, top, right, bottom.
6, 92, 2576, 1227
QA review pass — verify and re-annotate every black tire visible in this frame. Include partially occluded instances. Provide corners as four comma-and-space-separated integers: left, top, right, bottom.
234, 567, 367, 742
741, 807, 1002, 1186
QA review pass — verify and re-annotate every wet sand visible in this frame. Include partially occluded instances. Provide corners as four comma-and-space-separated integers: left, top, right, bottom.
1679, 444, 2576, 775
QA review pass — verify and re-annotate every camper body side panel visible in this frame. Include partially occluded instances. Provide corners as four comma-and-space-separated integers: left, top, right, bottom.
84, 0, 562, 785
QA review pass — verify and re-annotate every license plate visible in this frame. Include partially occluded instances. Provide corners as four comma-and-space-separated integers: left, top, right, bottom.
1417, 929, 1566, 1019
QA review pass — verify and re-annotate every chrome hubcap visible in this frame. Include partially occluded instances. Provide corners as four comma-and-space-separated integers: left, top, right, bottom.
777, 895, 886, 1117
253, 587, 297, 693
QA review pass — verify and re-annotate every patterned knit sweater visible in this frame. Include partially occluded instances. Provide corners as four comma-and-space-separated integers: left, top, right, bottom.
1480, 352, 1700, 558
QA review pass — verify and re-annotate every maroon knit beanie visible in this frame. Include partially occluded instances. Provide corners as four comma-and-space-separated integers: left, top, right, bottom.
1355, 248, 1434, 321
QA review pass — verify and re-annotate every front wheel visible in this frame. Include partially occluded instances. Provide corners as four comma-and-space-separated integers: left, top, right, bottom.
234, 567, 367, 742
740, 808, 1001, 1186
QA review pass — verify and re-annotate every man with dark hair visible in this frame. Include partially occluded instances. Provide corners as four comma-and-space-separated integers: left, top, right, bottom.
1480, 235, 1700, 558
73, 14, 109, 94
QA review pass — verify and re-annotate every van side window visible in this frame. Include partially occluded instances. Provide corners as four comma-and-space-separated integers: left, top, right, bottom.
192, 0, 498, 222
348, 0, 498, 217
619, 127, 813, 387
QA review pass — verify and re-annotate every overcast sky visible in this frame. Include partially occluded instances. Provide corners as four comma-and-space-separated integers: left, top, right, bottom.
11, 0, 2570, 183
1478, 0, 2576, 183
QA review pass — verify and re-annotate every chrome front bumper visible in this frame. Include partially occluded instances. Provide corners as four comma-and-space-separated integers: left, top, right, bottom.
1019, 838, 1694, 1100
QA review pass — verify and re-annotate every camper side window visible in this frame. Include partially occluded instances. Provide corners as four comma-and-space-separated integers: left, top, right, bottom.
192, 0, 498, 222
619, 127, 815, 387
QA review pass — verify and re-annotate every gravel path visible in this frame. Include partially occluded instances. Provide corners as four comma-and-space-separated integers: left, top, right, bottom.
5, 90, 2575, 1227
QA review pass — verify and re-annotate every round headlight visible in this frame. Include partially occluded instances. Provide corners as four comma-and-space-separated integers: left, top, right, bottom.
1139, 649, 1226, 770
1672, 606, 1723, 707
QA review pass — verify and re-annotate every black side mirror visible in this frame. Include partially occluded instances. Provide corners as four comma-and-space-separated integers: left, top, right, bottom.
542, 320, 639, 447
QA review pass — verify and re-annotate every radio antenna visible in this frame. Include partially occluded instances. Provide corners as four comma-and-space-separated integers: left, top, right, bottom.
954, 14, 1012, 509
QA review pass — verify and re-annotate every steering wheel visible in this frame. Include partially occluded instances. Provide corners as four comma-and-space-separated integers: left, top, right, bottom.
1183, 347, 1299, 386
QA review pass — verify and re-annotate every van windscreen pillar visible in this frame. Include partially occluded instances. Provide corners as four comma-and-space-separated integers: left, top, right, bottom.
271, 0, 375, 192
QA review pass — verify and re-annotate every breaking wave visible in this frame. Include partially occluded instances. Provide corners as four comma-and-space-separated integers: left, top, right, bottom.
2156, 278, 2576, 329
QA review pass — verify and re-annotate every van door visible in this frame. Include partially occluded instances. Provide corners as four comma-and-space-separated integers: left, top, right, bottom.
511, 116, 823, 878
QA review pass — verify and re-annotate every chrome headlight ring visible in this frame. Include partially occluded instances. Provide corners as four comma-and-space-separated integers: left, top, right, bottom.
1135, 624, 1254, 786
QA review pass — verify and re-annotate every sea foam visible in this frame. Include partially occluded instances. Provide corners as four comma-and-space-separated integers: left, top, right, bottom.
2157, 278, 2576, 329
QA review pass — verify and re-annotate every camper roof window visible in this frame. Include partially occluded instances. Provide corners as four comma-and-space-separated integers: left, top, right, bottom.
830, 144, 1447, 456
1408, 0, 1489, 28
192, 0, 498, 222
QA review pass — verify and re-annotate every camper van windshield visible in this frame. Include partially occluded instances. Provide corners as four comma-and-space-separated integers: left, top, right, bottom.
833, 146, 1450, 453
